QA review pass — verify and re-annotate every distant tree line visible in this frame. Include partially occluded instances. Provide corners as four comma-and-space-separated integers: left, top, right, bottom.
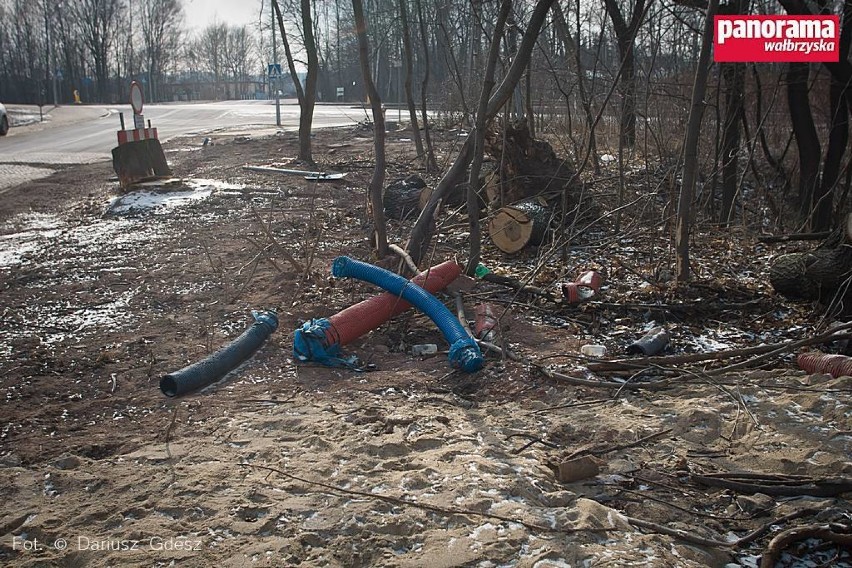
0, 0, 259, 104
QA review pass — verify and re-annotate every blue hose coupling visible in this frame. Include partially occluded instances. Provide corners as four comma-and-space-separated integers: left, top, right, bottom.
293, 318, 336, 362
449, 337, 484, 373
252, 310, 279, 332
331, 256, 350, 277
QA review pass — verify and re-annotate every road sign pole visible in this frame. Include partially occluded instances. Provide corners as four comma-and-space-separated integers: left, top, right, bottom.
276, 88, 281, 127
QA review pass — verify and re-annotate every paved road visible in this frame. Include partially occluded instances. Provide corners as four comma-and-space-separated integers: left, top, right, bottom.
0, 100, 369, 192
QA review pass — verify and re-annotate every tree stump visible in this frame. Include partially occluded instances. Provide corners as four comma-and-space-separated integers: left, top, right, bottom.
483, 119, 573, 205
488, 197, 551, 253
769, 213, 852, 306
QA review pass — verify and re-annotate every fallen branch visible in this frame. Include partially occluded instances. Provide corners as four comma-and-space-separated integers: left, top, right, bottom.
566, 428, 673, 460
757, 231, 832, 243
535, 363, 666, 390
585, 331, 852, 373
692, 472, 852, 497
390, 243, 418, 274
683, 321, 852, 379
625, 508, 816, 550
760, 524, 852, 568
482, 272, 557, 302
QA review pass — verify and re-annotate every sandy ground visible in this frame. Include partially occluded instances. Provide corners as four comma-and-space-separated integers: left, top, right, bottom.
0, 128, 849, 567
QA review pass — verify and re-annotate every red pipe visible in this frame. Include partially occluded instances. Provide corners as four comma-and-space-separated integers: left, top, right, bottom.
797, 352, 852, 378
326, 261, 461, 346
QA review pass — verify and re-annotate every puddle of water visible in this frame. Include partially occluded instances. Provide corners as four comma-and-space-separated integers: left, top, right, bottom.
107, 178, 244, 215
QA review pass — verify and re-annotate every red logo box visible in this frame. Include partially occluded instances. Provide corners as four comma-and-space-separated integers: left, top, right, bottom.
714, 15, 839, 63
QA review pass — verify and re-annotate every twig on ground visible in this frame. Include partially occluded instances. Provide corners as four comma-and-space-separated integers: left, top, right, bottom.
624, 508, 817, 549
757, 231, 832, 243
759, 524, 852, 568
248, 204, 304, 273
482, 272, 557, 302
390, 243, 419, 273
691, 472, 852, 497
566, 428, 673, 460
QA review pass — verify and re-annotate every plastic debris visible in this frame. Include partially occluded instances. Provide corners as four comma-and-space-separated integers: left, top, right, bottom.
562, 270, 602, 304
581, 344, 607, 358
411, 344, 438, 356
474, 263, 491, 279
627, 326, 670, 356
474, 303, 498, 342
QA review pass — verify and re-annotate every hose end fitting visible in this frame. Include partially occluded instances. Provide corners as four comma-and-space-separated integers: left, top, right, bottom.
252, 310, 279, 332
331, 256, 352, 278
293, 318, 338, 362
449, 337, 484, 373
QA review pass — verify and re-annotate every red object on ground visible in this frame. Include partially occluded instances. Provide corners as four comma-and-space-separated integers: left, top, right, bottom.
562, 270, 602, 304
474, 303, 498, 340
797, 352, 852, 378
327, 261, 462, 346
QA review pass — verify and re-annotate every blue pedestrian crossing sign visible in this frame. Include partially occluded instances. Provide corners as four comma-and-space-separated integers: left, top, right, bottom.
268, 64, 282, 79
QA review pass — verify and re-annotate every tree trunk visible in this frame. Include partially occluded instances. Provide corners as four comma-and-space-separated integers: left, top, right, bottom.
415, 0, 439, 173
786, 62, 821, 220
271, 0, 316, 164
813, 3, 852, 231
720, 61, 745, 225
466, 0, 511, 275
488, 198, 551, 254
353, 0, 388, 257
398, 0, 425, 162
815, 78, 849, 230
602, 0, 649, 149
406, 0, 557, 264
676, 0, 718, 282
770, 214, 852, 305
299, 0, 318, 163
553, 1, 599, 173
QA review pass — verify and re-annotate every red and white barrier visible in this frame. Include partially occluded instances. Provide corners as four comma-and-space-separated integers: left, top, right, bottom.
117, 127, 159, 145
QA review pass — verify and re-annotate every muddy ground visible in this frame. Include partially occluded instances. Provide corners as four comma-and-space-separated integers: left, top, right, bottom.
0, 126, 849, 567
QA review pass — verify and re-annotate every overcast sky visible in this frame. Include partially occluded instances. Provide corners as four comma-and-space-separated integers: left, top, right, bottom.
182, 0, 263, 31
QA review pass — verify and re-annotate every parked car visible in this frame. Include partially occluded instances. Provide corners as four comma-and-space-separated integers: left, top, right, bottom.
0, 102, 8, 136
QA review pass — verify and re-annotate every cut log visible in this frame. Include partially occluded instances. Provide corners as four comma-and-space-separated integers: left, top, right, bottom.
383, 175, 427, 220
488, 197, 551, 253
769, 213, 852, 305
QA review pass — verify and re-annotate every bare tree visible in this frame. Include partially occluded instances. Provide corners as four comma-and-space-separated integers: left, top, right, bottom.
352, 0, 388, 257
398, 0, 425, 162
466, 0, 511, 274
271, 0, 318, 163
406, 0, 557, 264
73, 0, 124, 102
225, 26, 254, 99
415, 0, 439, 172
195, 22, 228, 99
138, 0, 182, 102
601, 0, 651, 148
676, 0, 718, 282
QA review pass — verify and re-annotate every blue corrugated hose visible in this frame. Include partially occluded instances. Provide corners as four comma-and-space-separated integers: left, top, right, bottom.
332, 256, 482, 372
